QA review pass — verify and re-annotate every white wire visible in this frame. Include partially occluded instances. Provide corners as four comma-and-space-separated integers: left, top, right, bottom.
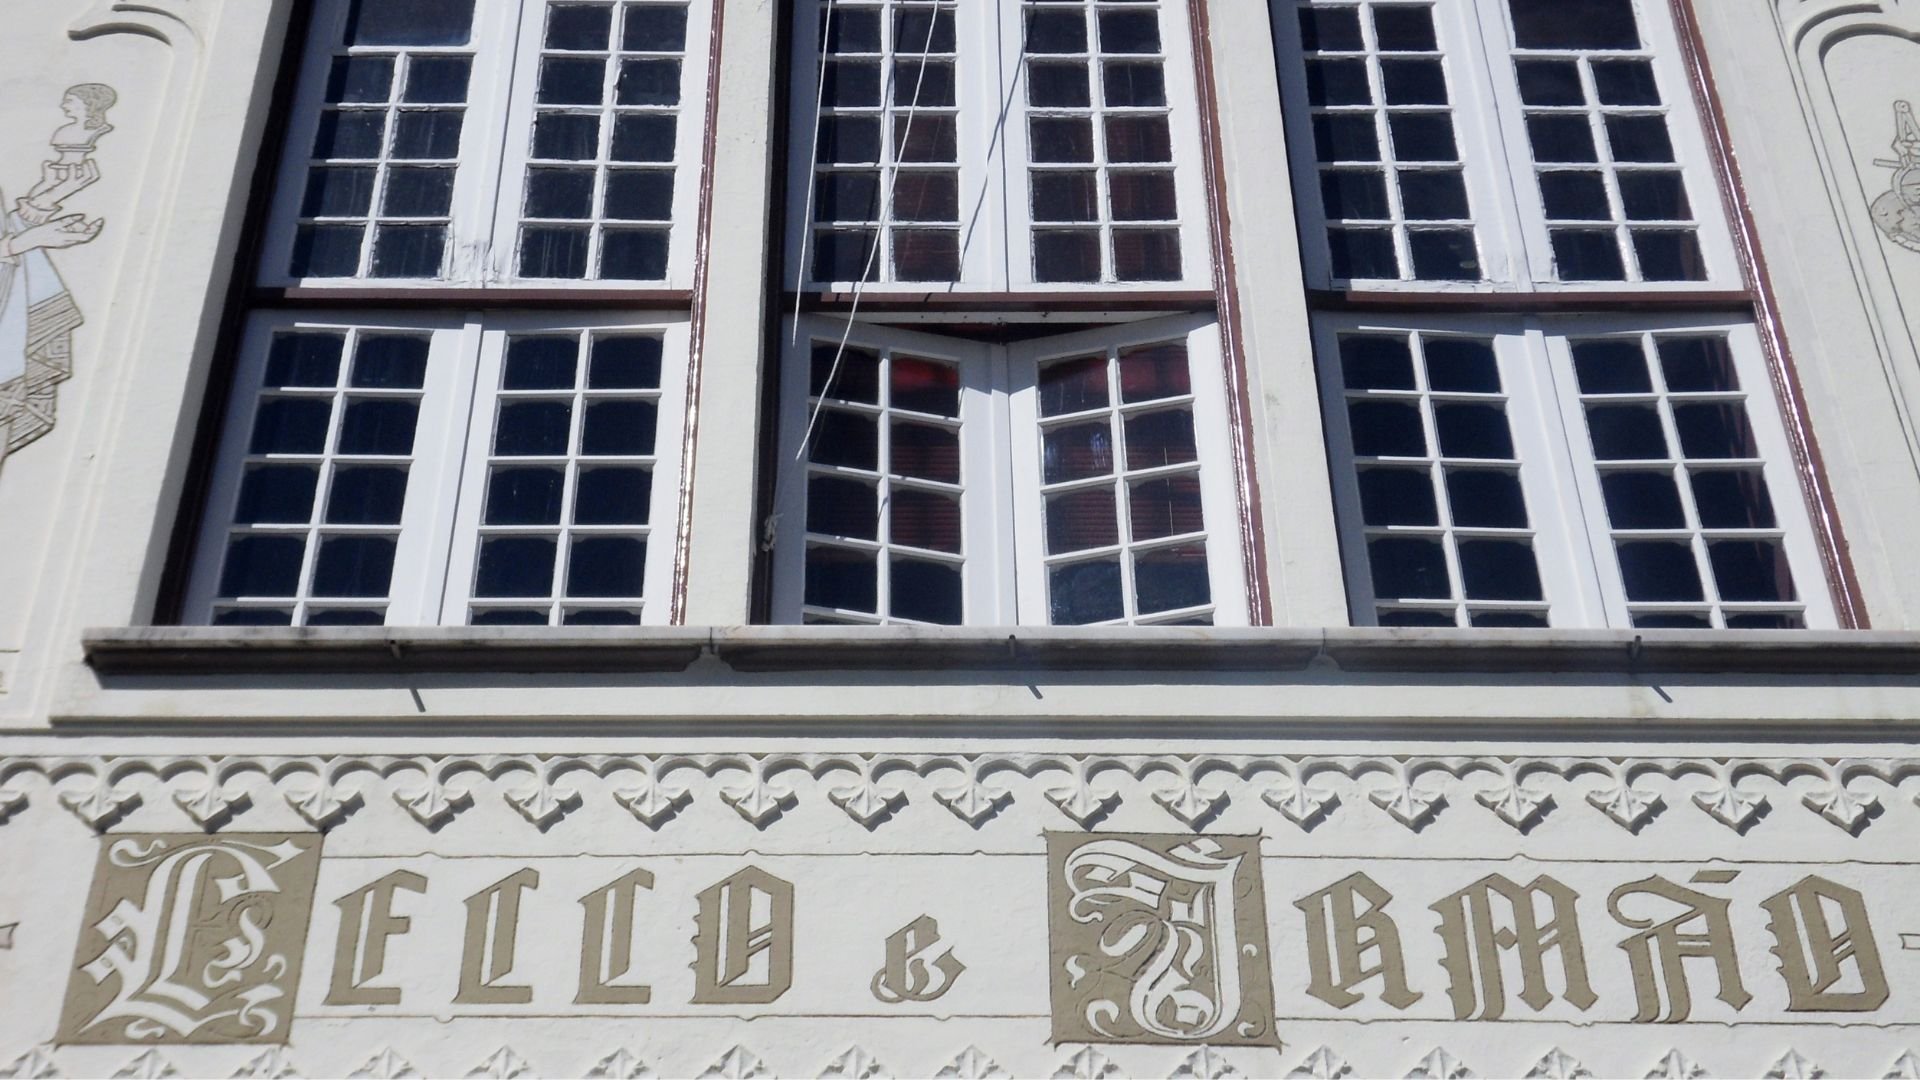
765, 0, 945, 554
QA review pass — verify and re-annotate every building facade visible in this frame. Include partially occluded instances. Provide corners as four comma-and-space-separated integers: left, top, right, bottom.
3, 0, 1920, 1075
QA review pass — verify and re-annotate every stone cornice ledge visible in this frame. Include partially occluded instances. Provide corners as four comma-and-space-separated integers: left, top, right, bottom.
79, 626, 1920, 677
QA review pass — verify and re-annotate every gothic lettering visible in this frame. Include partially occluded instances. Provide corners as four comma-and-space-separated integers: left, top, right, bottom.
1607, 871, 1752, 1023
1430, 874, 1597, 1021
1294, 872, 1421, 1010
692, 866, 794, 1005
1761, 875, 1889, 1012
577, 867, 654, 1005
327, 869, 427, 1007
871, 915, 965, 1003
457, 868, 539, 1005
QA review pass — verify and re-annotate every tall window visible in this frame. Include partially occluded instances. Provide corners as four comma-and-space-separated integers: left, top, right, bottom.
187, 0, 710, 626
1275, 0, 1836, 628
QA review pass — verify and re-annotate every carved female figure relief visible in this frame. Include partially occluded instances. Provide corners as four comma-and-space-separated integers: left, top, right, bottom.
1872, 101, 1920, 253
0, 85, 112, 473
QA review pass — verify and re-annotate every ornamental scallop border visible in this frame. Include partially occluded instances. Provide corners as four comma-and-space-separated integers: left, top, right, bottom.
0, 752, 1913, 835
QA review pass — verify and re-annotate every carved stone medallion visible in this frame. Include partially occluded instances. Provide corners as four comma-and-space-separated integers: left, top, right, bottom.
57, 833, 323, 1045
1045, 832, 1278, 1047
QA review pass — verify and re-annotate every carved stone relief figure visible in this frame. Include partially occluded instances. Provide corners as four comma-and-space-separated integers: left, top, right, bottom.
1871, 101, 1920, 252
0, 85, 114, 474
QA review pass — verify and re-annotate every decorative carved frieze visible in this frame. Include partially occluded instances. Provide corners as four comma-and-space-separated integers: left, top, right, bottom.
0, 752, 1917, 838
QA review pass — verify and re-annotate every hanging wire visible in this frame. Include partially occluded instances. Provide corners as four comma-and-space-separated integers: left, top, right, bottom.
764, 0, 945, 554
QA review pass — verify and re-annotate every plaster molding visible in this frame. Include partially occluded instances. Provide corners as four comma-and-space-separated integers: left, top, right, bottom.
2, 752, 1919, 838
0, 1048, 58, 1080
937, 1047, 1009, 1080
1290, 1047, 1353, 1079
231, 1049, 299, 1080
1767, 1050, 1825, 1079
1170, 1047, 1237, 1080
699, 1048, 767, 1080
1647, 1051, 1707, 1080
67, 0, 203, 51
819, 1047, 885, 1080
585, 1050, 651, 1080
1405, 1049, 1471, 1080
110, 1051, 177, 1080
1526, 1049, 1591, 1080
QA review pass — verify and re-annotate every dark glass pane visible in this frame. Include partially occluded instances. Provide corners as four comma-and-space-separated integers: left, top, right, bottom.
303, 167, 376, 217
1109, 172, 1178, 221
344, 0, 476, 46
1571, 340, 1652, 394
1358, 467, 1438, 526
1527, 115, 1597, 163
590, 336, 663, 389
819, 116, 882, 163
1606, 115, 1674, 163
564, 609, 641, 626
604, 170, 674, 220
1368, 536, 1449, 599
816, 172, 881, 222
567, 536, 646, 597
326, 466, 409, 525
527, 168, 595, 219
213, 609, 294, 626
313, 111, 386, 159
1472, 611, 1549, 628
812, 344, 881, 402
1592, 59, 1661, 106
894, 59, 956, 106
574, 467, 652, 525
1632, 230, 1707, 282
611, 113, 676, 161
353, 336, 430, 389
804, 546, 876, 612
1586, 404, 1668, 459
1106, 115, 1172, 162
1307, 58, 1372, 106
1381, 59, 1447, 105
546, 3, 612, 49
1709, 540, 1794, 602
808, 476, 876, 539
390, 110, 464, 158
1389, 114, 1456, 161
504, 337, 579, 390
1124, 409, 1198, 470
892, 422, 960, 484
1048, 488, 1119, 553
1112, 228, 1182, 281
533, 113, 601, 160
236, 466, 320, 525
1030, 117, 1095, 163
1348, 400, 1426, 457
404, 56, 472, 103
266, 334, 345, 387
1446, 469, 1528, 528
1033, 172, 1099, 222
890, 559, 963, 625
892, 356, 960, 416
1673, 403, 1757, 459
1551, 228, 1626, 280
1691, 470, 1776, 529
1098, 10, 1161, 53
539, 57, 606, 105
370, 224, 447, 277
1619, 173, 1689, 221
601, 228, 670, 279
1635, 613, 1711, 629
1408, 229, 1479, 280
895, 114, 957, 162
337, 399, 420, 455
814, 230, 877, 280
1129, 475, 1205, 540
1313, 115, 1379, 162
1327, 227, 1398, 278
311, 535, 396, 597
1040, 356, 1109, 416
1026, 9, 1087, 52
1323, 170, 1390, 219
1378, 609, 1454, 627
1035, 229, 1103, 282
1433, 403, 1513, 459
1600, 470, 1686, 529
894, 228, 960, 281
1050, 560, 1125, 625
475, 536, 557, 597
328, 56, 394, 104
1514, 59, 1584, 106
891, 488, 962, 553
1727, 613, 1803, 630
823, 9, 881, 52
1458, 539, 1542, 600
1135, 545, 1211, 615
1030, 61, 1092, 107
1299, 7, 1363, 50
624, 4, 688, 50
895, 172, 959, 221
1399, 170, 1469, 219
250, 398, 333, 455
1372, 6, 1436, 50
1506, 0, 1640, 49
471, 609, 550, 626
486, 467, 565, 526
1539, 171, 1611, 220
1340, 336, 1415, 389
1617, 540, 1703, 601
219, 536, 306, 598
1657, 337, 1738, 392
494, 401, 573, 456
1422, 338, 1499, 392
383, 167, 455, 217
1044, 421, 1116, 483
581, 400, 658, 455
291, 225, 364, 278
812, 410, 879, 470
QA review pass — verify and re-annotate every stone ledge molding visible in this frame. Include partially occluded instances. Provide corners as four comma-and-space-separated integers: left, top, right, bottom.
0, 751, 1912, 836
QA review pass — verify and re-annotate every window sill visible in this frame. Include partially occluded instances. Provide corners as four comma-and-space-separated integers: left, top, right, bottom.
80, 626, 1914, 678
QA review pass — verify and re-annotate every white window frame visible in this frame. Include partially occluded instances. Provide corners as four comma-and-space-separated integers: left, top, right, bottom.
261, 0, 712, 290
773, 312, 1247, 625
784, 0, 1214, 295
1315, 311, 1836, 628
1273, 0, 1740, 293
187, 310, 691, 626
